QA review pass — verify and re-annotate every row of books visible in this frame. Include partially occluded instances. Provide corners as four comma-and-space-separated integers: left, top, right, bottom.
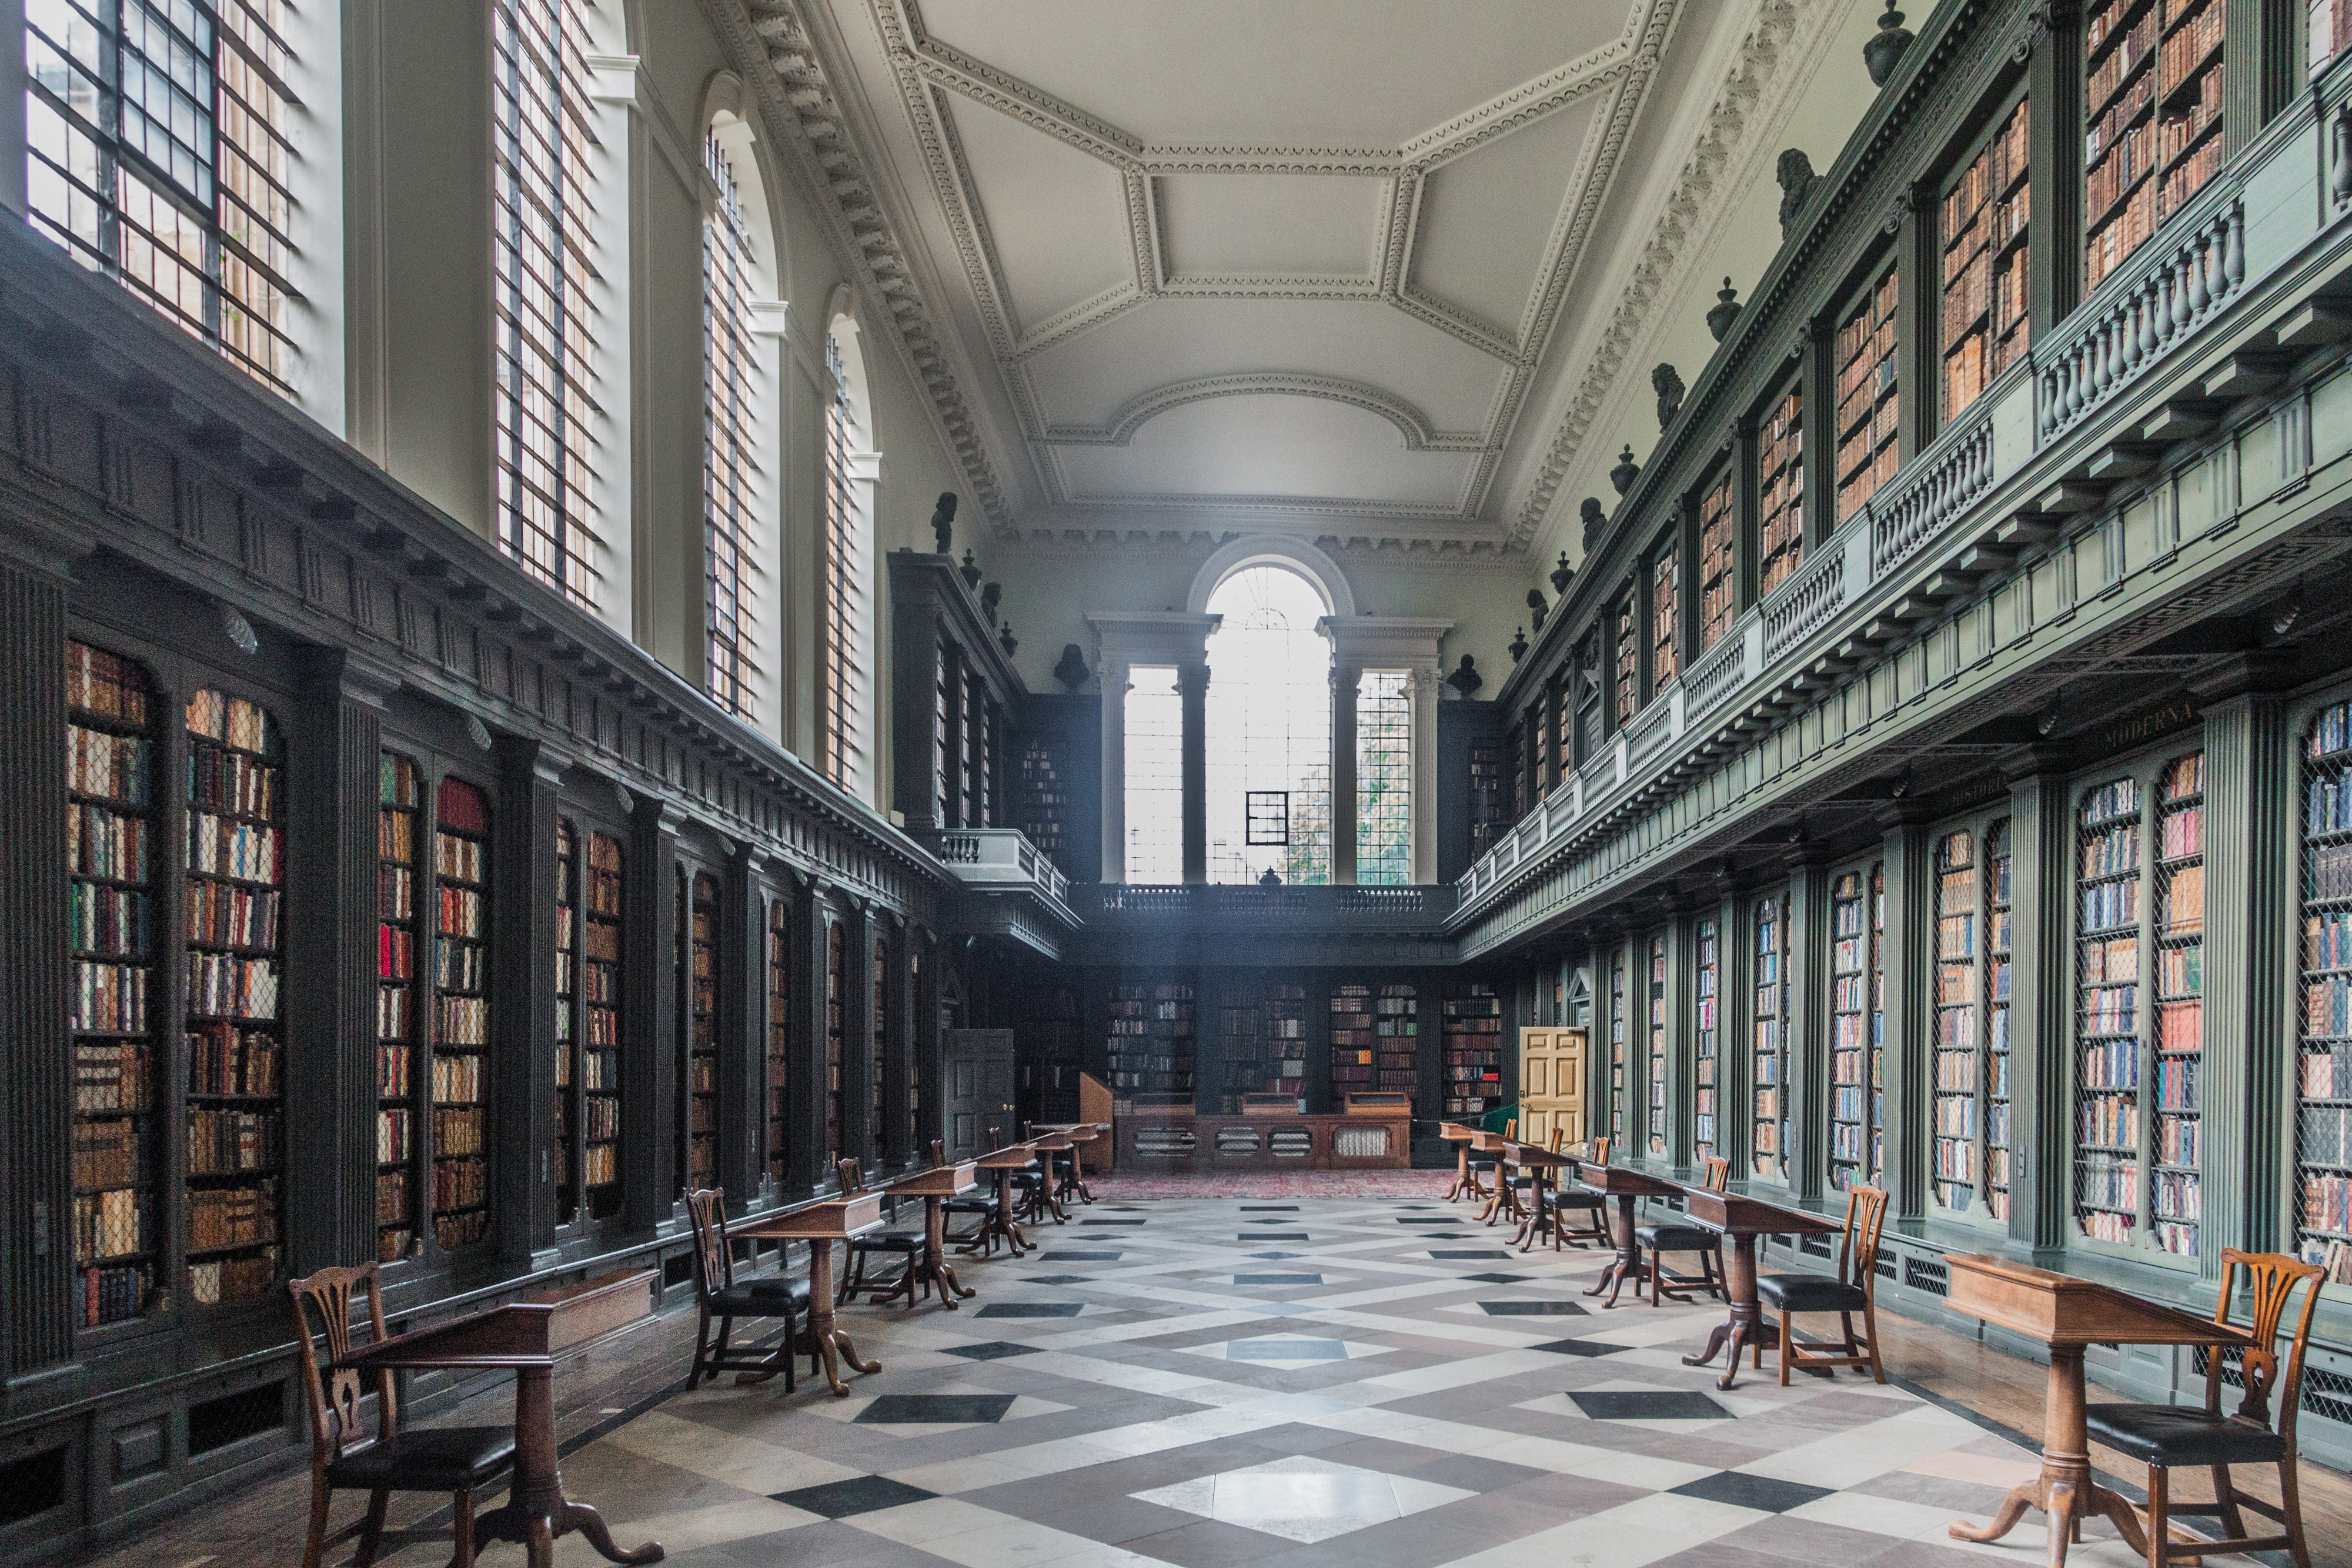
187, 880, 278, 948
433, 1107, 485, 1154
186, 1027, 278, 1097
2077, 1151, 2142, 1213
188, 813, 279, 884
191, 1251, 279, 1305
2302, 1174, 2352, 1237
74, 1117, 144, 1188
2081, 985, 2139, 1036
2086, 5, 2157, 112
438, 885, 486, 939
433, 1159, 486, 1211
82, 1262, 149, 1325
2298, 1105, 2352, 1165
435, 1212, 490, 1251
377, 1168, 409, 1224
186, 748, 276, 820
434, 941, 485, 992
67, 724, 149, 804
74, 1186, 143, 1261
2087, 180, 2160, 289
2307, 976, 2352, 1037
435, 833, 486, 883
377, 1108, 410, 1164
437, 997, 487, 1045
75, 1041, 148, 1113
72, 959, 147, 1033
190, 1181, 277, 1250
2080, 1095, 2142, 1149
2156, 1114, 2200, 1165
1933, 1138, 1977, 1181
69, 645, 152, 724
2154, 1055, 2201, 1110
2309, 700, 2352, 760
185, 952, 279, 1019
69, 803, 149, 881
186, 692, 276, 755
2311, 841, 2352, 901
377, 984, 412, 1041
188, 1108, 279, 1174
2082, 880, 2143, 933
2160, 806, 2204, 858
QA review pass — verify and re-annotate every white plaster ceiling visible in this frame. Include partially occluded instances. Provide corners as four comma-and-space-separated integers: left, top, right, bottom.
810, 0, 1759, 551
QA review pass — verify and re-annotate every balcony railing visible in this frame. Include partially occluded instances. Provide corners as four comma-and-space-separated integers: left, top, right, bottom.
918, 827, 1071, 908
1455, 58, 2352, 925
1076, 881, 1459, 930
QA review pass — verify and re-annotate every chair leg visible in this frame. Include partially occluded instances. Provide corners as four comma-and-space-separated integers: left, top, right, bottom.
353, 1489, 390, 1568
1862, 1301, 1887, 1384
690, 1305, 713, 1389
2143, 1465, 2168, 1568
784, 1304, 798, 1394
1779, 1309, 1793, 1386
450, 1487, 476, 1568
1839, 1310, 1860, 1370
711, 1313, 734, 1376
301, 1472, 333, 1568
2280, 1456, 2313, 1568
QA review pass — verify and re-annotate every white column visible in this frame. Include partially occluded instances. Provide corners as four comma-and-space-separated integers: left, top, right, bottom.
1408, 664, 1442, 884
1099, 656, 1130, 883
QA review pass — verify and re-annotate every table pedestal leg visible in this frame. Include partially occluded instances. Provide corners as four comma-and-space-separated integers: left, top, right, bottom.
994, 1169, 1031, 1255
473, 1368, 663, 1566
803, 1240, 883, 1396
1948, 1346, 2147, 1567
1446, 1145, 1471, 1201
1585, 1193, 1649, 1305
925, 1195, 974, 1305
1681, 1234, 1775, 1390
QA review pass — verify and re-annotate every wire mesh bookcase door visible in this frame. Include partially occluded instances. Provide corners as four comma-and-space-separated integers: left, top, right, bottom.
1693, 918, 1719, 1161
553, 818, 579, 1227
2298, 700, 2352, 1273
2074, 774, 2145, 1247
1829, 868, 1870, 1193
1647, 933, 1668, 1156
2150, 755, 2203, 1258
1608, 947, 1626, 1148
1752, 893, 1788, 1179
1932, 830, 1981, 1215
1984, 827, 2014, 1221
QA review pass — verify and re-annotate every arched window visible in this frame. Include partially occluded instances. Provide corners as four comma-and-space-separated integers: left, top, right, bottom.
1204, 565, 1331, 884
701, 111, 778, 726
490, 0, 602, 607
819, 311, 872, 794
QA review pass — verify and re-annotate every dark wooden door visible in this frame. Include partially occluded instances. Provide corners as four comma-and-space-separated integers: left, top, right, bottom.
941, 1028, 1016, 1161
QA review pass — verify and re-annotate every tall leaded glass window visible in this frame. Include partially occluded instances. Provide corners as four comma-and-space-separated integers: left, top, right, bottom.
1357, 671, 1411, 885
820, 330, 859, 790
26, 0, 296, 389
1204, 567, 1331, 884
702, 133, 757, 718
1124, 666, 1182, 882
492, 0, 601, 606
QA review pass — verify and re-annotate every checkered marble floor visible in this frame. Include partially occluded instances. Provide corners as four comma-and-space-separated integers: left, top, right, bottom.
368, 1194, 2193, 1568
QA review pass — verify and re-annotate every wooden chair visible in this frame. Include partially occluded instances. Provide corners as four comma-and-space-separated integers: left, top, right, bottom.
1634, 1154, 1730, 1306
2087, 1249, 2321, 1568
684, 1188, 813, 1389
1532, 1136, 1612, 1252
938, 1137, 1004, 1256
288, 1263, 517, 1568
1757, 1184, 1889, 1385
836, 1158, 925, 1306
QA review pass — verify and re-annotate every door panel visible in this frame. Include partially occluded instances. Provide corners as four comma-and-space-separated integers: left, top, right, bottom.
1518, 1027, 1588, 1150
941, 1029, 1017, 1162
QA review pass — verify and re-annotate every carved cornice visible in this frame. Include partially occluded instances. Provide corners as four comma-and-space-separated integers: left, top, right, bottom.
1043, 373, 1488, 453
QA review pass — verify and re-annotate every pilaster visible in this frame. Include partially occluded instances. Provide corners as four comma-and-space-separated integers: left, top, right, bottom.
1659, 904, 1690, 1164
1408, 666, 1442, 884
2028, 2, 2084, 335
719, 845, 763, 1201
2005, 758, 2073, 1252
844, 901, 877, 1166
1099, 655, 1128, 880
786, 875, 827, 1197
1877, 807, 1936, 1221
1179, 661, 1209, 884
1785, 848, 1832, 1201
624, 797, 677, 1228
489, 732, 562, 1263
881, 915, 914, 1168
1332, 663, 1361, 885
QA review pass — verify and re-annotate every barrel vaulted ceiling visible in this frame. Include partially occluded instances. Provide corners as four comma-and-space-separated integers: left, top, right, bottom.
739, 1, 1824, 559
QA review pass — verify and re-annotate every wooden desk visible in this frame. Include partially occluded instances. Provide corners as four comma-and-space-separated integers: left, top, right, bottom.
1941, 1252, 2255, 1567
1573, 1163, 1683, 1305
1037, 1122, 1106, 1204
974, 1145, 1041, 1256
1439, 1122, 1484, 1202
1493, 1144, 1578, 1248
340, 1270, 662, 1567
1678, 1189, 1844, 1390
883, 1162, 980, 1307
731, 1193, 886, 1395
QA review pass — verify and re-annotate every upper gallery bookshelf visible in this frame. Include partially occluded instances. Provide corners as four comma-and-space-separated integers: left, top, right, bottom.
1835, 263, 1900, 524
2082, 0, 2226, 293
1942, 94, 2030, 417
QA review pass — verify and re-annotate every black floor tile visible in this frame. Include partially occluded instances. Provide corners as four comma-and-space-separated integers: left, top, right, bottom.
1025, 1274, 1094, 1283
1528, 1338, 1622, 1357
1478, 1300, 1588, 1316
1234, 1273, 1322, 1285
1245, 1232, 1310, 1241
977, 1302, 1085, 1318
855, 1393, 1018, 1425
1395, 1218, 1457, 1225
1429, 1249, 1516, 1259
1570, 1390, 1730, 1420
1668, 1471, 1833, 1513
939, 1340, 1040, 1360
1040, 1252, 1121, 1261
1082, 1219, 1147, 1226
771, 1475, 938, 1517
1247, 1251, 1303, 1259
1239, 1205, 1298, 1211
1461, 1272, 1532, 1284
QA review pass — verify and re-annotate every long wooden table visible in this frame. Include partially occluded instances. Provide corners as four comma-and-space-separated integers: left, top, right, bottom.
1573, 1161, 1683, 1305
1439, 1122, 1487, 1201
974, 1144, 1043, 1256
1941, 1253, 2254, 1567
731, 1192, 886, 1395
340, 1270, 663, 1567
883, 1161, 979, 1308
1678, 1188, 1845, 1389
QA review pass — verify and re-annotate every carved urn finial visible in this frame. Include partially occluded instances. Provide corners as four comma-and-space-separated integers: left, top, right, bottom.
998, 622, 1017, 658
1652, 363, 1685, 431
1526, 587, 1548, 630
1863, 7, 1915, 86
1580, 497, 1606, 550
959, 547, 982, 590
1054, 643, 1090, 691
1776, 149, 1816, 238
1610, 444, 1640, 496
1509, 626, 1529, 663
981, 581, 1001, 626
1706, 278, 1741, 343
928, 491, 958, 553
1445, 653, 1483, 699
1551, 551, 1574, 596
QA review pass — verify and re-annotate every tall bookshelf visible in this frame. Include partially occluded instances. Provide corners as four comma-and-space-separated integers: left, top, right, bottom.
934, 648, 956, 825
1650, 545, 1679, 692
377, 754, 420, 1259
1834, 263, 1900, 524
553, 821, 579, 1226
685, 872, 719, 1189
1469, 737, 1508, 859
1608, 948, 1626, 1148
1692, 918, 1719, 1159
1015, 737, 1068, 875
1869, 865, 1886, 1180
430, 778, 491, 1253
2083, 0, 2226, 292
1696, 473, 1734, 654
1986, 827, 2016, 1220
1942, 95, 2030, 417
1018, 982, 1083, 1124
1933, 829, 1981, 1213
1108, 981, 1195, 1103
1751, 894, 1786, 1179
1372, 984, 1415, 1102
2151, 755, 2204, 1256
2074, 774, 2145, 1245
1829, 868, 1870, 1193
1613, 596, 1637, 725
1331, 984, 1373, 1104
870, 935, 887, 1145
1218, 983, 1264, 1111
1757, 388, 1804, 597
67, 642, 158, 1326
767, 899, 790, 1183
2298, 701, 2352, 1268
1646, 934, 1667, 1155
183, 689, 285, 1305
582, 831, 623, 1218
1440, 983, 1502, 1118
825, 921, 844, 1161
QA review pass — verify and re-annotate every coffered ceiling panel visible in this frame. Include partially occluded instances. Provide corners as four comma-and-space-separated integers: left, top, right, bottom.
1157, 173, 1385, 285
941, 95, 1135, 336
1053, 394, 1477, 509
1408, 95, 1602, 342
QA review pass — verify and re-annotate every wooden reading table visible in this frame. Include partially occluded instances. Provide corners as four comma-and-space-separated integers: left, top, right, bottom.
1439, 1122, 1486, 1202
1491, 1141, 1579, 1248
883, 1161, 980, 1307
974, 1144, 1043, 1255
1678, 1187, 1844, 1389
1038, 1122, 1107, 1204
731, 1192, 886, 1395
1940, 1253, 2255, 1567
1573, 1161, 1683, 1305
339, 1269, 663, 1567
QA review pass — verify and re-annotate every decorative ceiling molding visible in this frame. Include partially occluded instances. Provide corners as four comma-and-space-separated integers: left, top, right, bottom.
986, 528, 1526, 571
1043, 373, 1485, 453
1506, 0, 1836, 553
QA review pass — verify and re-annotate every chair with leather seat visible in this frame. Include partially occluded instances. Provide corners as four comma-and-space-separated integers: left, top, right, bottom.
1757, 1184, 1888, 1385
1635, 1154, 1730, 1306
937, 1138, 1004, 1256
1530, 1137, 1612, 1253
2086, 1248, 2320, 1568
836, 1158, 926, 1307
288, 1262, 517, 1568
684, 1187, 814, 1389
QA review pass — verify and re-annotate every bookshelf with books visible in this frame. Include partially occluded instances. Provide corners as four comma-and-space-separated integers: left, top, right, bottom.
1696, 471, 1735, 654
183, 689, 286, 1307
1941, 93, 2030, 418
1108, 980, 1195, 1104
1613, 594, 1638, 726
1440, 982, 1501, 1118
2150, 755, 2204, 1256
2082, 0, 2226, 293
1933, 828, 1982, 1214
2298, 700, 2352, 1270
1834, 263, 1900, 524
767, 899, 791, 1185
1469, 737, 1509, 860
1756, 387, 1804, 597
1372, 985, 1415, 1105
68, 641, 158, 1328
1986, 826, 2016, 1220
1015, 737, 1068, 877
1828, 865, 1874, 1193
1217, 982, 1265, 1112
1018, 982, 1083, 1125
1650, 544, 1679, 693
429, 778, 492, 1254
1693, 918, 1719, 1159
377, 754, 420, 1259
1648, 934, 1668, 1155
826, 920, 845, 1162
1869, 867, 1886, 1180
683, 870, 719, 1191
1752, 894, 1787, 1179
871, 935, 888, 1150
581, 830, 624, 1218
1608, 947, 1627, 1147
553, 821, 579, 1226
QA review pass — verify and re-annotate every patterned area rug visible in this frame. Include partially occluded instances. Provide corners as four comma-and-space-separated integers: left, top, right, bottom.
1085, 1170, 1458, 1199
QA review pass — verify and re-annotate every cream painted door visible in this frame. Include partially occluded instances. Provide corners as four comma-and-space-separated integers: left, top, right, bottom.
1518, 1028, 1588, 1149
